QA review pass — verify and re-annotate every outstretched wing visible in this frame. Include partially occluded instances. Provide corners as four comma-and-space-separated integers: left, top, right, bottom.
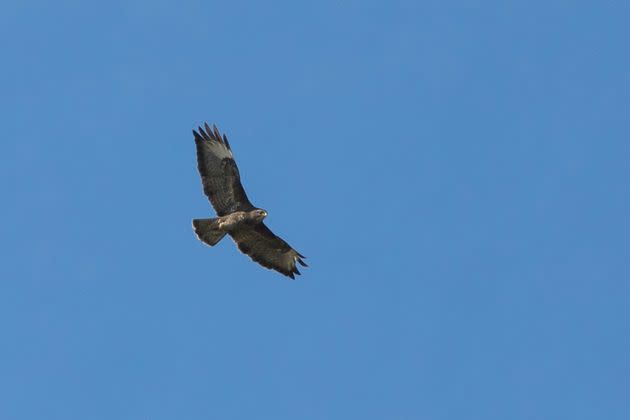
193, 123, 255, 216
229, 223, 307, 279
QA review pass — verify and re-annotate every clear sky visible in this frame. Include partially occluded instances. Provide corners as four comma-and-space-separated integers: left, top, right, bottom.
1, 1, 628, 419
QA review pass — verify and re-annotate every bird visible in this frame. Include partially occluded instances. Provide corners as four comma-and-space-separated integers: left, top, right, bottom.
191, 123, 307, 279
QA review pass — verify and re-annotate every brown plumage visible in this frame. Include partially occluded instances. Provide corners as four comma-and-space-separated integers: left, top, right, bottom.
191, 123, 307, 279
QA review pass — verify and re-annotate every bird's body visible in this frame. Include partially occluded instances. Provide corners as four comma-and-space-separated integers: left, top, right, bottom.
216, 210, 263, 231
191, 123, 307, 279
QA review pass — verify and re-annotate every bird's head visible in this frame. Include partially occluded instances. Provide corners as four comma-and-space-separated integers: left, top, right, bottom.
251, 208, 268, 222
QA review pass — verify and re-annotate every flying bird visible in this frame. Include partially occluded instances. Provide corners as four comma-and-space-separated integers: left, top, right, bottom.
191, 123, 307, 279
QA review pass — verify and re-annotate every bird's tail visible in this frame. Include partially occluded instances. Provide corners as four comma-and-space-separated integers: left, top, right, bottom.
192, 218, 226, 246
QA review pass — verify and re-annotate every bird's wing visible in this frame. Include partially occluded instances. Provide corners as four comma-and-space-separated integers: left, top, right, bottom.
193, 123, 255, 216
229, 223, 307, 279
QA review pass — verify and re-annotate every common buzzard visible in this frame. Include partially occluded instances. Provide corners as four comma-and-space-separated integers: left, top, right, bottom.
191, 123, 307, 279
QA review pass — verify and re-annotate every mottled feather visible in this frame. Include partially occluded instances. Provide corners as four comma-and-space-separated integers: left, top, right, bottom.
229, 223, 307, 279
193, 124, 254, 216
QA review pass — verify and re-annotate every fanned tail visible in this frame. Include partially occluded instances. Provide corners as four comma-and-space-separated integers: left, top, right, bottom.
192, 218, 226, 246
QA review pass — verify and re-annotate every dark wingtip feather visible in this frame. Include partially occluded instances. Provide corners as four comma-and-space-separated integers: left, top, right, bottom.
212, 125, 222, 143
195, 123, 229, 147
297, 258, 308, 267
287, 272, 295, 280
203, 123, 215, 140
223, 134, 231, 150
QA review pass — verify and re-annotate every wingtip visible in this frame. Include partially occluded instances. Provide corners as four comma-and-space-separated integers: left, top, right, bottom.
192, 129, 203, 142
209, 123, 218, 140
223, 134, 231, 150
213, 125, 222, 143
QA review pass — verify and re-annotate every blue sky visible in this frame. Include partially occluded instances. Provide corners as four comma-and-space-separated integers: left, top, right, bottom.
1, 1, 629, 419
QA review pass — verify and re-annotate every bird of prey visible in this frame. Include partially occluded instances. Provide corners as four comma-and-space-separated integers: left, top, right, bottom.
191, 123, 307, 279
